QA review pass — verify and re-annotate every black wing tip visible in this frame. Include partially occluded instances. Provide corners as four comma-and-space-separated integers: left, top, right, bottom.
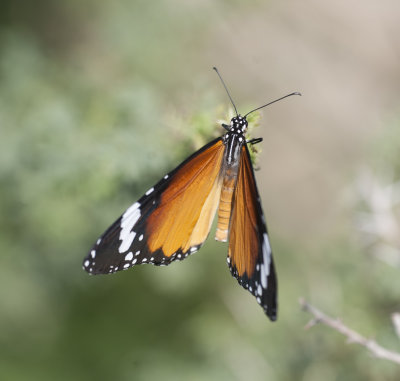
262, 299, 277, 321
266, 308, 277, 321
227, 262, 277, 321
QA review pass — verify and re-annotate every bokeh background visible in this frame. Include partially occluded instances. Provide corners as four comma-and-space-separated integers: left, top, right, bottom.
1, 0, 400, 380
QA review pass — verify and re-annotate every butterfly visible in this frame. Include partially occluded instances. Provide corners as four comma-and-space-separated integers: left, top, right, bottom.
82, 67, 300, 321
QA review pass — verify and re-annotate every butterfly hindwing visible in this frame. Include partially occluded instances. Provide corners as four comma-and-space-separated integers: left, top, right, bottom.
228, 144, 277, 320
83, 138, 225, 275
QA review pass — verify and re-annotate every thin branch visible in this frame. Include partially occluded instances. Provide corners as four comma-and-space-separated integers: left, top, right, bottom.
299, 298, 400, 365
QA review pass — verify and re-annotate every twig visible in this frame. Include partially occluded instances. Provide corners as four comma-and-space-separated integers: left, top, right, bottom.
299, 298, 400, 364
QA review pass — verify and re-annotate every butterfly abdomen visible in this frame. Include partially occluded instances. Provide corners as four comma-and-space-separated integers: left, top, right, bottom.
215, 168, 237, 242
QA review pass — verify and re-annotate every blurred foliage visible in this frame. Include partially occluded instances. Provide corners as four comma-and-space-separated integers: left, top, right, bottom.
1, 1, 400, 381
372, 117, 400, 177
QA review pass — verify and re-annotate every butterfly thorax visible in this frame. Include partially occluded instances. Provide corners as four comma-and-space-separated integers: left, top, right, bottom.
223, 115, 248, 167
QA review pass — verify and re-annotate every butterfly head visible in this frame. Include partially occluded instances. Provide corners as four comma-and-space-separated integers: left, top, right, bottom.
230, 115, 248, 134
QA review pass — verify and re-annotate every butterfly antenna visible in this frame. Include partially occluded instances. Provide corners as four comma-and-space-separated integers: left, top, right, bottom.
213, 67, 238, 117
244, 92, 301, 118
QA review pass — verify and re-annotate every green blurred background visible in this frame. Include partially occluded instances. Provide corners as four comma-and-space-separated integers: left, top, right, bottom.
1, 0, 400, 380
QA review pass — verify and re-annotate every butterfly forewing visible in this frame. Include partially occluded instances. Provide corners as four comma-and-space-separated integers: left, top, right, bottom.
83, 138, 225, 274
228, 144, 277, 320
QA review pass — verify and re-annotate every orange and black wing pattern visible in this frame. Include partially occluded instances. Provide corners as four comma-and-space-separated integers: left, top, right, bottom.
83, 138, 225, 275
228, 144, 277, 321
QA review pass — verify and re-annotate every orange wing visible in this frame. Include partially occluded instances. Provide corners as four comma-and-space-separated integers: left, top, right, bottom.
146, 139, 225, 256
83, 138, 225, 274
228, 144, 277, 320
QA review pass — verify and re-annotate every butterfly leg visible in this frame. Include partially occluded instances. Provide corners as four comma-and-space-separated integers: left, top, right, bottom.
247, 138, 263, 171
222, 123, 230, 132
247, 137, 263, 145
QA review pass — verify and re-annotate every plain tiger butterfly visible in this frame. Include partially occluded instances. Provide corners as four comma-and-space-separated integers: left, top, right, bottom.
82, 67, 300, 321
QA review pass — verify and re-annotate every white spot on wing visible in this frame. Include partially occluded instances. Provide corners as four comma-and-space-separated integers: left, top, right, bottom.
260, 233, 271, 289
84, 260, 90, 267
264, 233, 272, 254
139, 234, 143, 241
119, 202, 141, 253
123, 263, 130, 269
122, 202, 140, 220
145, 187, 154, 195
119, 231, 136, 253
257, 284, 262, 296
97, 238, 101, 245
164, 174, 169, 179
91, 250, 96, 259
125, 252, 133, 261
